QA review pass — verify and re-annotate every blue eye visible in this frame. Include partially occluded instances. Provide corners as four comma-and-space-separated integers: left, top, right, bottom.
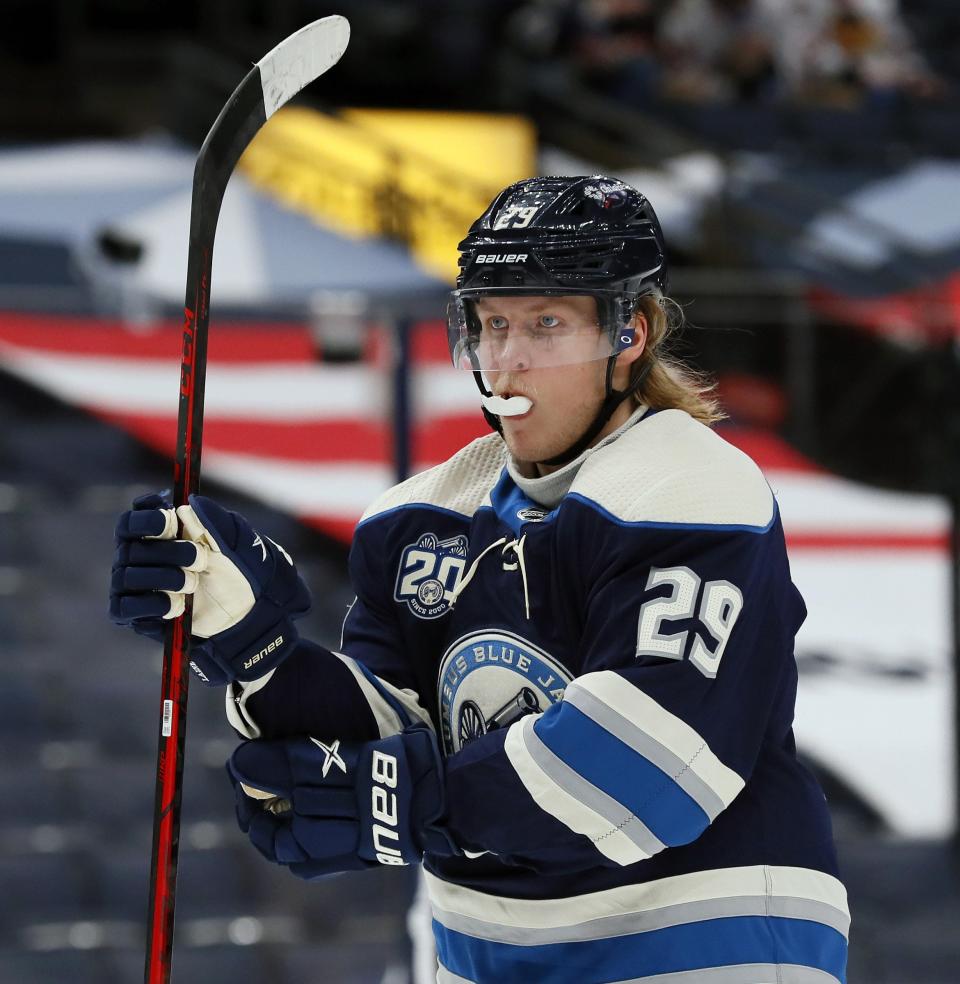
539, 314, 560, 328
489, 316, 508, 330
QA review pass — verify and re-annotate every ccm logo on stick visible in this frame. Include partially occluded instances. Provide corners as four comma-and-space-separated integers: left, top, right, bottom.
371, 751, 406, 866
475, 253, 528, 263
243, 634, 283, 670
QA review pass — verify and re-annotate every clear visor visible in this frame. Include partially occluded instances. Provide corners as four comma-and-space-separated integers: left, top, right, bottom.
447, 289, 631, 371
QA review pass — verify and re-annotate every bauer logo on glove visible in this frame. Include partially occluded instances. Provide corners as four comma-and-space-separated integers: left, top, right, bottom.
227, 726, 459, 879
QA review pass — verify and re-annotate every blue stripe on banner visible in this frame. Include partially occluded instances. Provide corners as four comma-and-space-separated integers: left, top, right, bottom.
434, 914, 848, 984
533, 701, 710, 847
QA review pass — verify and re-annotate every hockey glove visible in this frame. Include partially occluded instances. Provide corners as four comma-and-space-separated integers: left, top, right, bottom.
226, 725, 459, 879
110, 492, 311, 685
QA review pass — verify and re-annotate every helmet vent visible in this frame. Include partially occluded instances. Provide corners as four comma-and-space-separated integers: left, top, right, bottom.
540, 242, 621, 274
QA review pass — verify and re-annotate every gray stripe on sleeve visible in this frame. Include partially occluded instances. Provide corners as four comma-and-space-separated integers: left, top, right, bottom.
436, 967, 476, 984
564, 685, 728, 820
772, 897, 850, 938
612, 964, 842, 984
521, 721, 666, 859
431, 894, 850, 947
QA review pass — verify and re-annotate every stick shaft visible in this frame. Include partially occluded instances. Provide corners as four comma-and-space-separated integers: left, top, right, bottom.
144, 66, 257, 984
142, 18, 349, 981
144, 225, 214, 984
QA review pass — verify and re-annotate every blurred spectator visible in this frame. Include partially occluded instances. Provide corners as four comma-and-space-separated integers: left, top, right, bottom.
569, 0, 666, 105
658, 0, 779, 103
506, 0, 582, 61
782, 0, 947, 107
554, 0, 945, 111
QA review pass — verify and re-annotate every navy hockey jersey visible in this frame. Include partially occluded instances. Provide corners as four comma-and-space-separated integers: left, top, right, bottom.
229, 408, 849, 984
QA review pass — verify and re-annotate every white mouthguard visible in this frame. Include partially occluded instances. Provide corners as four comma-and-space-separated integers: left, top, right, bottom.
482, 394, 533, 417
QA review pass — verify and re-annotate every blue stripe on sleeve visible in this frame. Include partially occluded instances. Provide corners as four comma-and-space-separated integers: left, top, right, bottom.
434, 914, 848, 984
533, 701, 710, 847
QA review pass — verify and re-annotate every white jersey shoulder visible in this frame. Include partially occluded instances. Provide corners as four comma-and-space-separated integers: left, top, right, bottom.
360, 432, 508, 524
571, 409, 774, 528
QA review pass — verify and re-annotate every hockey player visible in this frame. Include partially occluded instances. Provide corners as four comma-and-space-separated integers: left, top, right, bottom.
111, 176, 849, 983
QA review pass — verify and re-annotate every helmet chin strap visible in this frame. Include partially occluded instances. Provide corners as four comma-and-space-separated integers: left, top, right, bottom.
538, 356, 651, 467
473, 369, 506, 435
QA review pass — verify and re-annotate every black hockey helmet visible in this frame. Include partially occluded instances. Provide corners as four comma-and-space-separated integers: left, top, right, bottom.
448, 175, 668, 465
455, 174, 667, 296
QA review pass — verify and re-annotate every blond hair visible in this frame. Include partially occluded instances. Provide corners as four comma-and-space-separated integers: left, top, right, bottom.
630, 293, 726, 427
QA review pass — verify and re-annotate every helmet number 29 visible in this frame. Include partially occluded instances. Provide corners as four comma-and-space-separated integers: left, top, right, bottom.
635, 566, 744, 678
493, 205, 538, 230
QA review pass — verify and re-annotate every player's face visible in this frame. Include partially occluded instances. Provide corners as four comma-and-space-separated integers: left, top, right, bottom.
474, 295, 645, 474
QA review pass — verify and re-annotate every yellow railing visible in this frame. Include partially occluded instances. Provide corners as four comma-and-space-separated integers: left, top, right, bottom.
239, 107, 536, 283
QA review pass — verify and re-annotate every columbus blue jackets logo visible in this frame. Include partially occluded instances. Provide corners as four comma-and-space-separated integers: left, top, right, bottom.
437, 631, 573, 755
583, 181, 626, 209
394, 532, 468, 619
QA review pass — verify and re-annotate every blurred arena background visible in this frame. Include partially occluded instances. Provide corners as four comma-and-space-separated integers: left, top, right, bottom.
1, 1, 959, 981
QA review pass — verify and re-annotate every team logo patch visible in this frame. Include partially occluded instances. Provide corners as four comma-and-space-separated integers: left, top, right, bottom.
584, 181, 626, 209
516, 506, 548, 523
394, 532, 468, 619
437, 631, 573, 755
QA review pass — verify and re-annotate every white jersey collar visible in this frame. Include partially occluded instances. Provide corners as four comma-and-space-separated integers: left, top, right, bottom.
506, 404, 650, 510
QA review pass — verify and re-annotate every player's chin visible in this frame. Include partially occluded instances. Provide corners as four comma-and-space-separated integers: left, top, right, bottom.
502, 429, 563, 465
499, 414, 536, 447
500, 428, 534, 461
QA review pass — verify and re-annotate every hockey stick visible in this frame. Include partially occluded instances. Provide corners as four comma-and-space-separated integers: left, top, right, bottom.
145, 17, 350, 984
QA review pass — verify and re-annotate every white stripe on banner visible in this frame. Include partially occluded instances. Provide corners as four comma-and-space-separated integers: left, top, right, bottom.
0, 346, 382, 417
0, 342, 481, 421
569, 672, 745, 808
202, 452, 392, 518
424, 865, 850, 935
503, 715, 651, 866
769, 471, 948, 537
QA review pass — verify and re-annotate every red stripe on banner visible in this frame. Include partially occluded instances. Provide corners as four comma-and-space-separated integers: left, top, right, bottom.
0, 312, 316, 362
414, 414, 489, 463
299, 513, 361, 543
808, 278, 960, 345
718, 426, 822, 473
786, 532, 948, 551
96, 411, 392, 462
411, 320, 452, 364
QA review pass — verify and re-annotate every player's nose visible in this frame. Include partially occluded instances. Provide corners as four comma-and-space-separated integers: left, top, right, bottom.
494, 331, 531, 372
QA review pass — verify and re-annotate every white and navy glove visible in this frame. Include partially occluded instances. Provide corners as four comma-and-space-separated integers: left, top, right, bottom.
110, 492, 311, 685
227, 725, 459, 879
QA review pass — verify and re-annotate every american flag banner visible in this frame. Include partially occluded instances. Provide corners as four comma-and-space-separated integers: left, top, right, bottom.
0, 309, 947, 551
